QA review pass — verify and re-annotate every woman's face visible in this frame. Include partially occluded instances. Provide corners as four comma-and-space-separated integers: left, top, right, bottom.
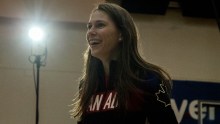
86, 10, 121, 61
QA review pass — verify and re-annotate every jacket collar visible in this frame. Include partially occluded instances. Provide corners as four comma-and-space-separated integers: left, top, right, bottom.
96, 60, 119, 91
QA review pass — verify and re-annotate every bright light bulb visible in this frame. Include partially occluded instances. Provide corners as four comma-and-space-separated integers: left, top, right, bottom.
29, 25, 47, 56
28, 26, 45, 42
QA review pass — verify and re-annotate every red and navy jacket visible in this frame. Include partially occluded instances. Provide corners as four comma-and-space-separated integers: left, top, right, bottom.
78, 60, 178, 124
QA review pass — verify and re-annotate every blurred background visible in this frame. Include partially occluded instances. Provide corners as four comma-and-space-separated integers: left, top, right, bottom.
0, 0, 219, 124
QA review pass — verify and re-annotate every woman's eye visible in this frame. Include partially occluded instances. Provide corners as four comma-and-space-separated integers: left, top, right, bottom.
87, 22, 105, 30
96, 23, 105, 28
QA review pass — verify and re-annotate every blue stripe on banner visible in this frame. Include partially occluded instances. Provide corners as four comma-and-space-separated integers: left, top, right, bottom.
171, 80, 220, 124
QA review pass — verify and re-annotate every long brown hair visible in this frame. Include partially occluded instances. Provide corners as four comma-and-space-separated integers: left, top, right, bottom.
71, 2, 172, 119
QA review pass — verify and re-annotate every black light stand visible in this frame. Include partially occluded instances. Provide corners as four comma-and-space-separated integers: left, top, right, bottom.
29, 54, 46, 124
29, 46, 47, 124
31, 54, 46, 124
35, 55, 41, 124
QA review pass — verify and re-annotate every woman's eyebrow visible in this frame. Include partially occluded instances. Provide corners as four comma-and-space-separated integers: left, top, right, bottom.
87, 20, 106, 26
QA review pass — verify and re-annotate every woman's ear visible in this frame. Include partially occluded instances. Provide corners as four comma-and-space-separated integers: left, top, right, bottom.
118, 33, 123, 41
119, 37, 122, 41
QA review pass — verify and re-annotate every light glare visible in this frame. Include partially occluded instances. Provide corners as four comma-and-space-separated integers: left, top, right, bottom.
28, 26, 45, 42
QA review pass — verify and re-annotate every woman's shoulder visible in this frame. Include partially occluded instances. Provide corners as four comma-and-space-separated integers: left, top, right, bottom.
138, 69, 172, 106
137, 69, 166, 93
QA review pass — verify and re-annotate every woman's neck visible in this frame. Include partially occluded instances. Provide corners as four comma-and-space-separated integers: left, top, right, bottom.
99, 50, 119, 76
102, 60, 110, 77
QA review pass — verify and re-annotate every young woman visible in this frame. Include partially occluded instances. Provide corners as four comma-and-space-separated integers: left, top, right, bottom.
71, 2, 178, 124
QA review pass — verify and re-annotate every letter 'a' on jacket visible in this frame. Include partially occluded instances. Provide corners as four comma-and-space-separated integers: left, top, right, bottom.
78, 60, 178, 124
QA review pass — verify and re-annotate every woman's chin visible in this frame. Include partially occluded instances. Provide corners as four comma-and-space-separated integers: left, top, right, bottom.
91, 51, 100, 58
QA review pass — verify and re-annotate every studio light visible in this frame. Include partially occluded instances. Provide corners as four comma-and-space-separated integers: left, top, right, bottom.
28, 26, 45, 42
28, 24, 47, 124
29, 26, 47, 56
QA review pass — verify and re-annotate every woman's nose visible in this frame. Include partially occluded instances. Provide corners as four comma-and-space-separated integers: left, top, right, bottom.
87, 27, 97, 35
